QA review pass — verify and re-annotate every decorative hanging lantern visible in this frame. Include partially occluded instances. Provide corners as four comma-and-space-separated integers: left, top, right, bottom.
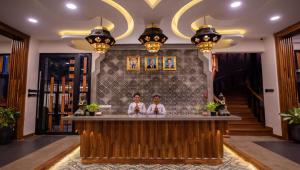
138, 25, 168, 53
191, 17, 221, 53
85, 17, 115, 54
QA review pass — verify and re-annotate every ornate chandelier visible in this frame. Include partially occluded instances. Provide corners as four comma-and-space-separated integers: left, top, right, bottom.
138, 25, 168, 53
85, 17, 115, 54
191, 16, 221, 53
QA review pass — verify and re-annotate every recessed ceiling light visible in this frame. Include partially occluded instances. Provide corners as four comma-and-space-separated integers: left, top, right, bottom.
270, 15, 281, 21
66, 3, 77, 10
28, 17, 38, 23
230, 1, 242, 8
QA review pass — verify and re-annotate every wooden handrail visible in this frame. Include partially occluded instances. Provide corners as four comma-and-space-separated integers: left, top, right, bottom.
246, 84, 264, 102
214, 95, 222, 103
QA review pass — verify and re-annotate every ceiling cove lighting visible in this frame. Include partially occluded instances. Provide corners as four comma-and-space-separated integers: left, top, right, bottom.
191, 16, 222, 53
270, 15, 281, 21
85, 17, 116, 54
230, 1, 242, 8
138, 24, 168, 53
144, 0, 162, 9
102, 0, 134, 40
28, 17, 38, 23
66, 3, 77, 10
171, 0, 203, 39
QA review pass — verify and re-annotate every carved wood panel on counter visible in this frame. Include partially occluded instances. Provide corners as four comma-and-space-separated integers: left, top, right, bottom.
75, 120, 227, 164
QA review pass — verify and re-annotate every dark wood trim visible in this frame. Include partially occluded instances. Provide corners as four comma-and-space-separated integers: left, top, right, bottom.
274, 21, 300, 139
275, 21, 300, 37
34, 144, 79, 170
0, 21, 29, 40
0, 21, 30, 139
224, 141, 271, 170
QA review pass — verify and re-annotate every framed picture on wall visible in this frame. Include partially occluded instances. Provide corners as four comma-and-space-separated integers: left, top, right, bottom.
144, 56, 159, 71
126, 56, 140, 71
163, 56, 176, 71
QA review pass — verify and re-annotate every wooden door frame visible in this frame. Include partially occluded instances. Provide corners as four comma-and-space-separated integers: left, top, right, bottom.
275, 21, 300, 139
0, 21, 30, 139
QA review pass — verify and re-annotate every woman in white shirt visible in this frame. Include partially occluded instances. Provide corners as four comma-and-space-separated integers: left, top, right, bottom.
147, 94, 166, 115
128, 92, 146, 115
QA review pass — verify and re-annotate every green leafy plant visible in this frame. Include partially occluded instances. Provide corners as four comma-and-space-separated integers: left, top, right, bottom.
85, 103, 100, 112
280, 108, 300, 125
0, 107, 19, 128
206, 102, 219, 112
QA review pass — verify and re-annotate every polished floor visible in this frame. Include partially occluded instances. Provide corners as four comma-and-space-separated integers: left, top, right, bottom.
225, 136, 300, 170
255, 141, 300, 164
0, 135, 299, 170
0, 135, 64, 167
49, 146, 256, 170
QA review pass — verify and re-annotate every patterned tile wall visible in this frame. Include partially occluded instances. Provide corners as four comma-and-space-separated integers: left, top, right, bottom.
96, 49, 208, 114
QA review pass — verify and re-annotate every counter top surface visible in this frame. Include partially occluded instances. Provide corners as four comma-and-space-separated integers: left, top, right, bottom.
62, 114, 241, 121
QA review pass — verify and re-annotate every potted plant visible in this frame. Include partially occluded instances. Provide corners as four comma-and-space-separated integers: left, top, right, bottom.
194, 104, 209, 116
206, 102, 219, 116
85, 103, 100, 116
0, 107, 19, 144
280, 108, 300, 142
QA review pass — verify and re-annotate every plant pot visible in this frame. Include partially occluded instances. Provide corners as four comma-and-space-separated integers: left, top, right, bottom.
288, 124, 300, 142
0, 127, 13, 145
210, 111, 217, 116
89, 112, 95, 116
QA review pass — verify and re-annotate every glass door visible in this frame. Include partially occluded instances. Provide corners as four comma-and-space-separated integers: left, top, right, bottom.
35, 53, 91, 134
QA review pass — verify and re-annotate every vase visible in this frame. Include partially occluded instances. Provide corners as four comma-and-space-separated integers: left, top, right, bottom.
289, 124, 300, 142
210, 111, 217, 116
89, 112, 95, 116
0, 127, 13, 145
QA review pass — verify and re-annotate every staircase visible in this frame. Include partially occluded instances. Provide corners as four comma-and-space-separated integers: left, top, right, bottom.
226, 95, 273, 136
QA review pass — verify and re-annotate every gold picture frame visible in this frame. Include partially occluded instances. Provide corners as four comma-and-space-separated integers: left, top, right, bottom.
144, 56, 159, 71
126, 56, 140, 71
163, 56, 176, 71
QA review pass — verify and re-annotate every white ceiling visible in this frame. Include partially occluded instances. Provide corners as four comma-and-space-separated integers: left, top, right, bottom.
0, 0, 300, 44
0, 34, 11, 42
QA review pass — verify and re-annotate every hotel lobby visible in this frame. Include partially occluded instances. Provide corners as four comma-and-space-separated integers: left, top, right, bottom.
0, 0, 300, 169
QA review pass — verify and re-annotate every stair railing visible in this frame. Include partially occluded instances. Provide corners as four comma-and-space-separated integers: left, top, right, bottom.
245, 82, 265, 122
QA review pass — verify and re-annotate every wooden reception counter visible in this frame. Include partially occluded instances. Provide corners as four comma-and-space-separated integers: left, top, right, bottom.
63, 114, 241, 164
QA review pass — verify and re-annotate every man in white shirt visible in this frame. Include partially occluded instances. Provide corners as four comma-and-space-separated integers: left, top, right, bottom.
128, 92, 146, 115
147, 94, 166, 115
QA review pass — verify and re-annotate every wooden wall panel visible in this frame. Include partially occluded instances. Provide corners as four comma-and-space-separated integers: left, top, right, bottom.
7, 39, 29, 139
75, 120, 227, 165
275, 33, 299, 139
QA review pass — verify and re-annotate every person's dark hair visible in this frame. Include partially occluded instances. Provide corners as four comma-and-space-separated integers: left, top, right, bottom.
133, 92, 141, 97
167, 58, 172, 61
152, 95, 160, 98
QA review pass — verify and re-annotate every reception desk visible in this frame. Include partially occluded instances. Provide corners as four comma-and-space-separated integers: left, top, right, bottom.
63, 114, 240, 164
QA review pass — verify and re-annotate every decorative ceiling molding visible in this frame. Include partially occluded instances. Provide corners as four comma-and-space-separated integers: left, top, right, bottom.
171, 0, 245, 41
59, 0, 134, 41
191, 18, 246, 38
102, 0, 134, 40
144, 0, 162, 9
171, 0, 203, 40
59, 17, 115, 39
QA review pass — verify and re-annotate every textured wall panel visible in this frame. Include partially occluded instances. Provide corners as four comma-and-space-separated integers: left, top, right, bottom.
96, 49, 208, 114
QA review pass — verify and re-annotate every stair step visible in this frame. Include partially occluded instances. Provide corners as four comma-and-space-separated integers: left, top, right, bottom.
227, 108, 252, 113
227, 102, 249, 105
229, 128, 272, 136
225, 92, 269, 136
229, 124, 266, 129
230, 113, 255, 118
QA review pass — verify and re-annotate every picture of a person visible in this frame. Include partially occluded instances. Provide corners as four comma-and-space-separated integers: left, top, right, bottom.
147, 58, 156, 69
130, 58, 138, 69
165, 58, 174, 68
